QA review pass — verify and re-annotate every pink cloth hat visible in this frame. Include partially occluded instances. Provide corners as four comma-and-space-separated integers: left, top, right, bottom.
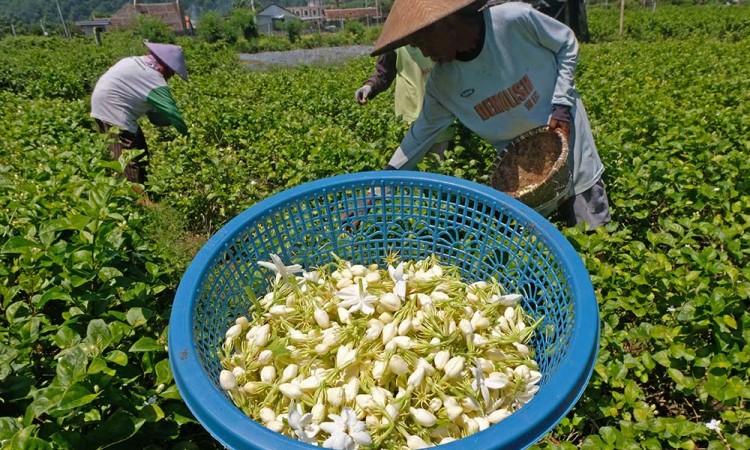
144, 41, 188, 81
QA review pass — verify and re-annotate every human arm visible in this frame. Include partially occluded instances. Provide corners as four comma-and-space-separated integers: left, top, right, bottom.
356, 51, 398, 104
146, 86, 188, 135
386, 89, 455, 170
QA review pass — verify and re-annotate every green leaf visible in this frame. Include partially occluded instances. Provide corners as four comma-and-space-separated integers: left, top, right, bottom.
105, 350, 129, 367
129, 337, 164, 352
1, 237, 42, 253
154, 359, 173, 385
84, 410, 139, 448
8, 426, 53, 450
126, 307, 153, 328
85, 319, 113, 352
59, 384, 99, 411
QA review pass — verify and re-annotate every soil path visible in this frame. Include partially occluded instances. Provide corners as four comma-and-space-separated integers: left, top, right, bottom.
239, 45, 374, 70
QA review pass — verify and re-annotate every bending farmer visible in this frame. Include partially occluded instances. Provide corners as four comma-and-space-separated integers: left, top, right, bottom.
372, 0, 611, 229
91, 41, 189, 184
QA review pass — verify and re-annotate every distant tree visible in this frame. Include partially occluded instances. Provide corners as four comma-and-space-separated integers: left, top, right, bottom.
134, 14, 176, 43
197, 10, 226, 43
229, 7, 258, 40
343, 19, 364, 36
283, 17, 302, 43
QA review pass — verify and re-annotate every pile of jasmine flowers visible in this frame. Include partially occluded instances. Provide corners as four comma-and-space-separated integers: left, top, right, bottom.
219, 253, 542, 449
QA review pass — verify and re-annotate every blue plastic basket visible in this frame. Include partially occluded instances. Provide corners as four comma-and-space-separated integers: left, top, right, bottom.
169, 171, 599, 450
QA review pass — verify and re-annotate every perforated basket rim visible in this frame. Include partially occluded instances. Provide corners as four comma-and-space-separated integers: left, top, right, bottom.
168, 171, 599, 450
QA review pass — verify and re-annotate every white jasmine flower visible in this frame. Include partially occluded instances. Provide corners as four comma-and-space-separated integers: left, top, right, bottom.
705, 419, 721, 432
314, 308, 331, 328
388, 354, 409, 375
407, 366, 426, 388
279, 383, 303, 400
410, 407, 437, 427
258, 253, 303, 282
320, 408, 372, 450
433, 350, 450, 370
225, 323, 243, 341
337, 279, 377, 315
260, 365, 276, 383
287, 401, 320, 444
257, 349, 273, 365
282, 364, 298, 382
379, 292, 401, 311
336, 344, 357, 368
388, 262, 408, 299
443, 356, 465, 378
259, 407, 276, 423
406, 434, 430, 449
219, 370, 236, 391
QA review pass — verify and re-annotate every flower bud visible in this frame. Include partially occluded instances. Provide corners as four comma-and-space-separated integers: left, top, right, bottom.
314, 308, 330, 328
365, 319, 383, 341
487, 408, 511, 424
235, 316, 250, 329
279, 383, 302, 400
439, 437, 457, 445
344, 378, 360, 402
299, 374, 321, 391
259, 407, 276, 423
356, 394, 374, 410
464, 417, 480, 434
513, 342, 530, 356
242, 381, 260, 395
379, 293, 401, 312
433, 350, 450, 370
365, 270, 381, 284
392, 336, 413, 350
257, 349, 273, 365
443, 356, 465, 378
266, 420, 284, 433
336, 278, 353, 289
269, 304, 290, 316
351, 264, 367, 277
398, 318, 413, 336
282, 364, 298, 382
336, 344, 357, 368
372, 360, 386, 380
389, 355, 409, 375
459, 318, 474, 337
407, 435, 430, 449
460, 396, 481, 411
475, 417, 490, 431
260, 365, 276, 383
407, 366, 426, 388
254, 324, 271, 347
311, 403, 326, 422
431, 291, 449, 302
327, 387, 344, 406
232, 366, 246, 378
445, 405, 464, 422
496, 293, 522, 306
314, 343, 330, 355
410, 407, 437, 427
429, 397, 443, 412
382, 321, 398, 345
219, 370, 236, 391
504, 306, 516, 321
386, 403, 400, 420
225, 324, 243, 341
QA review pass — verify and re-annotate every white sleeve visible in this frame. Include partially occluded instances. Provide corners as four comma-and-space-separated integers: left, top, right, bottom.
388, 88, 455, 170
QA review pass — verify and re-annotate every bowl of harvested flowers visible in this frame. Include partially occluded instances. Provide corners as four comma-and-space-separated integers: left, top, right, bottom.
169, 171, 599, 450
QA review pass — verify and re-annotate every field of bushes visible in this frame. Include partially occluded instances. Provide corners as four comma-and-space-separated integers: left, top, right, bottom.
1, 4, 748, 449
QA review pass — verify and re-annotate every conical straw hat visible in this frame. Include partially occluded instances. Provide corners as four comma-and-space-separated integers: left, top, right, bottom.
144, 41, 189, 81
371, 0, 480, 56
